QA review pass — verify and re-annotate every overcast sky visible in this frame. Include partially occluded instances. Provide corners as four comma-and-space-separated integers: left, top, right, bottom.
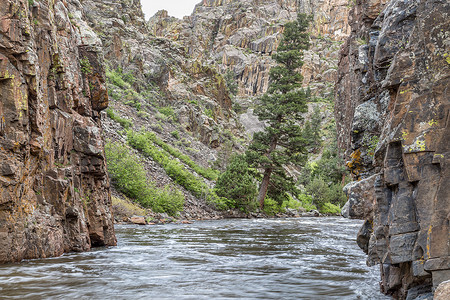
141, 0, 201, 20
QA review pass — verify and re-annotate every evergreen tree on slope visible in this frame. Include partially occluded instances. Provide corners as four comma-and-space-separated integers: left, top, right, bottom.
246, 13, 311, 208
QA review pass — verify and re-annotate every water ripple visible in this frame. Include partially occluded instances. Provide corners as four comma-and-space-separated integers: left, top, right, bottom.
0, 217, 390, 299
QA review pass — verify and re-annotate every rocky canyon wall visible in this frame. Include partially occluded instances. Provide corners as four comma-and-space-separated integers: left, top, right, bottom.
0, 0, 116, 263
148, 0, 350, 99
336, 0, 449, 298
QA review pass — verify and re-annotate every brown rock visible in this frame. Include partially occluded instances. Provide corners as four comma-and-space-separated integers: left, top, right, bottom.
336, 0, 450, 298
435, 280, 450, 300
0, 0, 116, 264
130, 216, 147, 225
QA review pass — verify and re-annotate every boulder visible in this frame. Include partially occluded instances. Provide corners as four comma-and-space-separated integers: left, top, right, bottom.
130, 216, 147, 225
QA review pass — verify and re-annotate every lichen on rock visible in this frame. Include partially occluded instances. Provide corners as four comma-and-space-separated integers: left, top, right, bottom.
0, 0, 116, 263
335, 0, 450, 298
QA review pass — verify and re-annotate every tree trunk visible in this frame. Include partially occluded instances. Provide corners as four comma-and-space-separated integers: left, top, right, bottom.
257, 168, 272, 208
257, 136, 278, 208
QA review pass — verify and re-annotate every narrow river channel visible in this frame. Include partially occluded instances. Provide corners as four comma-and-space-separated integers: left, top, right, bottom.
0, 217, 390, 299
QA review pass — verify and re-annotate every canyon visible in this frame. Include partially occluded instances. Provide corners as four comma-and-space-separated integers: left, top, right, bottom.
0, 0, 449, 299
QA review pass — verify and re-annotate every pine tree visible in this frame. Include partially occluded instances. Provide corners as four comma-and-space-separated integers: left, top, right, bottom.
214, 154, 257, 210
246, 14, 311, 208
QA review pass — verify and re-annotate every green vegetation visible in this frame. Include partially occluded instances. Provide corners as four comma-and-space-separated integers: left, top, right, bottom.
302, 106, 322, 152
106, 66, 149, 112
320, 202, 341, 214
246, 13, 312, 208
204, 108, 214, 119
155, 106, 178, 123
296, 194, 317, 211
364, 134, 379, 157
298, 135, 348, 212
214, 155, 257, 211
105, 142, 184, 216
263, 197, 281, 215
170, 130, 180, 139
106, 67, 135, 90
224, 70, 238, 96
126, 130, 231, 211
80, 57, 93, 74
106, 108, 133, 129
132, 130, 218, 181
356, 37, 368, 46
127, 131, 209, 197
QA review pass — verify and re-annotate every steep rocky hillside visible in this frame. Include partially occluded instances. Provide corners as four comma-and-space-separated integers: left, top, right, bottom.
0, 0, 116, 263
336, 0, 450, 298
150, 0, 350, 99
75, 0, 352, 218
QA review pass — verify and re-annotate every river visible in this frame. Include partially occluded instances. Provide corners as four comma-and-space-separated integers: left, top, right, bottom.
0, 217, 390, 299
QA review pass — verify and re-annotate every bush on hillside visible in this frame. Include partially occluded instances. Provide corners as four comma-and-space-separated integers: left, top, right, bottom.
105, 141, 184, 216
214, 154, 258, 211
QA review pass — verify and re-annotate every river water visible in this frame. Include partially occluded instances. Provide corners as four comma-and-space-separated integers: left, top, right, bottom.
0, 217, 390, 299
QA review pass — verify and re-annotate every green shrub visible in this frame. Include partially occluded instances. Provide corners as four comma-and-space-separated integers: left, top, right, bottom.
126, 131, 209, 197
281, 194, 302, 211
204, 108, 213, 119
326, 182, 347, 207
146, 186, 184, 216
206, 190, 235, 211
158, 106, 174, 117
297, 193, 317, 211
150, 123, 163, 133
224, 70, 238, 96
263, 197, 281, 215
106, 108, 132, 129
158, 106, 178, 122
106, 69, 131, 89
137, 111, 149, 119
305, 178, 347, 209
170, 130, 180, 139
105, 142, 148, 199
214, 154, 257, 210
80, 57, 93, 74
106, 67, 135, 90
141, 130, 219, 181
320, 202, 341, 214
105, 141, 184, 215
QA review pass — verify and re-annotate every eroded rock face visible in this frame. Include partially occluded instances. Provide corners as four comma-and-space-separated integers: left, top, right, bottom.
336, 0, 449, 298
0, 0, 116, 263
177, 0, 350, 98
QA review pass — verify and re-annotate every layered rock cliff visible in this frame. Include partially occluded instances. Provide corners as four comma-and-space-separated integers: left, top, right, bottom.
92, 0, 353, 219
178, 0, 350, 98
336, 0, 450, 298
0, 0, 116, 263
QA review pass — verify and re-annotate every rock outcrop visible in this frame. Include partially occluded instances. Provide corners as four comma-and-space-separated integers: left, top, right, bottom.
336, 0, 449, 298
82, 0, 238, 147
174, 0, 350, 98
0, 0, 116, 263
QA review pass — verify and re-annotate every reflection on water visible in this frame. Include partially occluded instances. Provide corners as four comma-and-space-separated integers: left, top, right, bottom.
0, 217, 390, 299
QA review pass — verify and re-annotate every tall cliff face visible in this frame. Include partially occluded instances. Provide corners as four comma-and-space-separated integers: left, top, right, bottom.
336, 0, 450, 298
0, 0, 116, 263
148, 0, 350, 99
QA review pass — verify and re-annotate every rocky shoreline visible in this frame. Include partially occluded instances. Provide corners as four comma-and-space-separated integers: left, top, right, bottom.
114, 199, 328, 226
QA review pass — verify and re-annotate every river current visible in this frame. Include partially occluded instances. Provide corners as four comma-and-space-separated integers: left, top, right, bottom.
0, 217, 390, 299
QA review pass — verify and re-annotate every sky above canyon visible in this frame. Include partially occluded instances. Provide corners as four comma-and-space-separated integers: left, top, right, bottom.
141, 0, 200, 19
